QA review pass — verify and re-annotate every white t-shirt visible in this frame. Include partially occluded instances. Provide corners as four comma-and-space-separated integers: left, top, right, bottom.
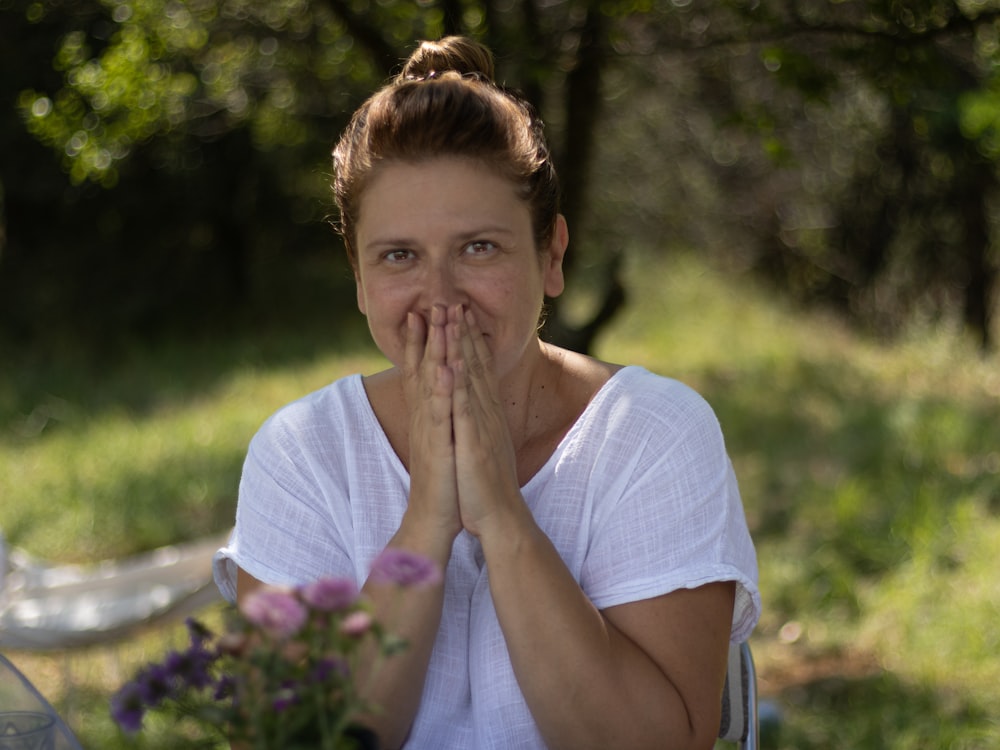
214, 365, 760, 749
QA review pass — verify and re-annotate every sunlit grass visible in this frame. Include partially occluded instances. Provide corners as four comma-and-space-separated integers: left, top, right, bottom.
3, 327, 387, 748
2, 251, 998, 748
860, 501, 1000, 694
595, 250, 1000, 749
2, 339, 387, 560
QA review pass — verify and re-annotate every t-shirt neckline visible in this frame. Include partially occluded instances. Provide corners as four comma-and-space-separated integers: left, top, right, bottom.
351, 365, 643, 490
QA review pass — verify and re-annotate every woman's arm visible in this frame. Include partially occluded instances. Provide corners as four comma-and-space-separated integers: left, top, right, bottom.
350, 306, 462, 749
477, 510, 734, 750
236, 306, 462, 750
449, 306, 735, 749
235, 534, 447, 750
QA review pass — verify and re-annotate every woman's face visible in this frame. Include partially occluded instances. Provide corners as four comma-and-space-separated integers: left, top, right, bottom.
354, 156, 567, 377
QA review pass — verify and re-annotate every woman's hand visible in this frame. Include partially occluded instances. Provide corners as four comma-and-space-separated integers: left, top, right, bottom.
355, 305, 460, 749
398, 305, 733, 750
446, 304, 524, 538
398, 305, 462, 560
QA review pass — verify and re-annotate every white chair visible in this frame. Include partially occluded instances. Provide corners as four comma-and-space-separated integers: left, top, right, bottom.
718, 641, 759, 749
0, 652, 84, 749
0, 531, 226, 650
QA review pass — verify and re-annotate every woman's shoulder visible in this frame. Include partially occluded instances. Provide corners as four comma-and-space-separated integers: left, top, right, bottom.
575, 355, 703, 402
546, 348, 712, 421
255, 374, 370, 439
584, 362, 723, 436
549, 348, 622, 404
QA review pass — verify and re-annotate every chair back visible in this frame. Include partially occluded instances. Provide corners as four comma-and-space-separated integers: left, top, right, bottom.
718, 641, 759, 749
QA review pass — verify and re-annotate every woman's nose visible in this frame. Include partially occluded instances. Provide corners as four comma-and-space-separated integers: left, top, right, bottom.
421, 261, 463, 309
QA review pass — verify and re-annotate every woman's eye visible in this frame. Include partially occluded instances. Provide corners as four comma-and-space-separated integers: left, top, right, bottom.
464, 241, 497, 256
384, 249, 413, 263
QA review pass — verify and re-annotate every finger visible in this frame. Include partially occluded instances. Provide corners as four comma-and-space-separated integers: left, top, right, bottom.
405, 311, 426, 366
426, 310, 456, 437
463, 307, 494, 375
458, 307, 498, 408
406, 359, 461, 545
450, 316, 496, 447
410, 337, 455, 489
429, 363, 455, 437
407, 306, 445, 406
424, 305, 448, 370
446, 304, 464, 370
403, 311, 427, 398
450, 358, 475, 433
447, 306, 488, 422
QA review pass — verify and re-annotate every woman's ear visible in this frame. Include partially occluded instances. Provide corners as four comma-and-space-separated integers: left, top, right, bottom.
543, 215, 569, 299
355, 271, 367, 316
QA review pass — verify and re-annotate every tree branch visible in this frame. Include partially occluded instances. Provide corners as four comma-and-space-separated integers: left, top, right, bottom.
319, 0, 402, 75
634, 4, 1000, 54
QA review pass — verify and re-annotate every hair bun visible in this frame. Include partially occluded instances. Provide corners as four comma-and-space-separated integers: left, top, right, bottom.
399, 36, 496, 82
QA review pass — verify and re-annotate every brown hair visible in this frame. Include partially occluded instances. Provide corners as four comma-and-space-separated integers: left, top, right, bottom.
331, 36, 560, 267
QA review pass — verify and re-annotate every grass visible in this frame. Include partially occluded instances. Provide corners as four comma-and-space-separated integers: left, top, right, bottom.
2, 251, 999, 748
601, 252, 1000, 749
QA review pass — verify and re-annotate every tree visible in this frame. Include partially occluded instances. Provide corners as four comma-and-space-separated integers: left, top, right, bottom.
636, 0, 1000, 348
3, 0, 999, 351
1, 0, 632, 350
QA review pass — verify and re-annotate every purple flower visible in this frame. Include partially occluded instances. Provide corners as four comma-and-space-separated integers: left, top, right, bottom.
240, 587, 309, 639
136, 664, 176, 707
300, 577, 359, 612
271, 682, 299, 713
110, 682, 146, 733
310, 656, 349, 683
185, 617, 213, 647
369, 549, 442, 587
163, 644, 217, 690
213, 675, 235, 701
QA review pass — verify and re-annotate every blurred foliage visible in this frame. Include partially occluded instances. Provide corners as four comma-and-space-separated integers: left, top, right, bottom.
0, 0, 999, 351
15, 0, 419, 186
581, 0, 1000, 348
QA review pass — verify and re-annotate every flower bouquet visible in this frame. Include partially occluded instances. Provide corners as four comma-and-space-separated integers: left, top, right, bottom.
111, 549, 441, 749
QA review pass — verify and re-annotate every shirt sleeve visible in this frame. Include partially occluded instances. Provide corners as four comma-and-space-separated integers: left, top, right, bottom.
579, 375, 760, 641
213, 395, 354, 603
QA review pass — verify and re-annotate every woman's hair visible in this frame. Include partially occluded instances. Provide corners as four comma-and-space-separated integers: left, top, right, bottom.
331, 36, 560, 266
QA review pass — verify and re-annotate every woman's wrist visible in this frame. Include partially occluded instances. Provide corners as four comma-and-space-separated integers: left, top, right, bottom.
470, 494, 540, 558
392, 510, 460, 568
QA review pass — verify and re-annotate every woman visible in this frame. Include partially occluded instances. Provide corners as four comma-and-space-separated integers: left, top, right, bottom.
214, 36, 759, 750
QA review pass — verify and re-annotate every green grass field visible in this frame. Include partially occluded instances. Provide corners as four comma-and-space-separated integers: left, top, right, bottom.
2, 251, 998, 748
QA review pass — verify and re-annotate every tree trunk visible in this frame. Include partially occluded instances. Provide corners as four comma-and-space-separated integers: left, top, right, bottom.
542, 2, 626, 353
958, 161, 997, 351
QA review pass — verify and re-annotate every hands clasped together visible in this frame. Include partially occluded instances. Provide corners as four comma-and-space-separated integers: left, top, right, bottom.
362, 304, 737, 750
402, 304, 525, 554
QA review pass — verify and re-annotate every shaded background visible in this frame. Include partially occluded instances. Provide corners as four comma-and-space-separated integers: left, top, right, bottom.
2, 0, 998, 355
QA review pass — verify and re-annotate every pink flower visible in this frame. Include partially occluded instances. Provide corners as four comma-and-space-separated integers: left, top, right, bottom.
299, 577, 359, 612
240, 588, 308, 640
369, 549, 442, 587
339, 610, 374, 637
